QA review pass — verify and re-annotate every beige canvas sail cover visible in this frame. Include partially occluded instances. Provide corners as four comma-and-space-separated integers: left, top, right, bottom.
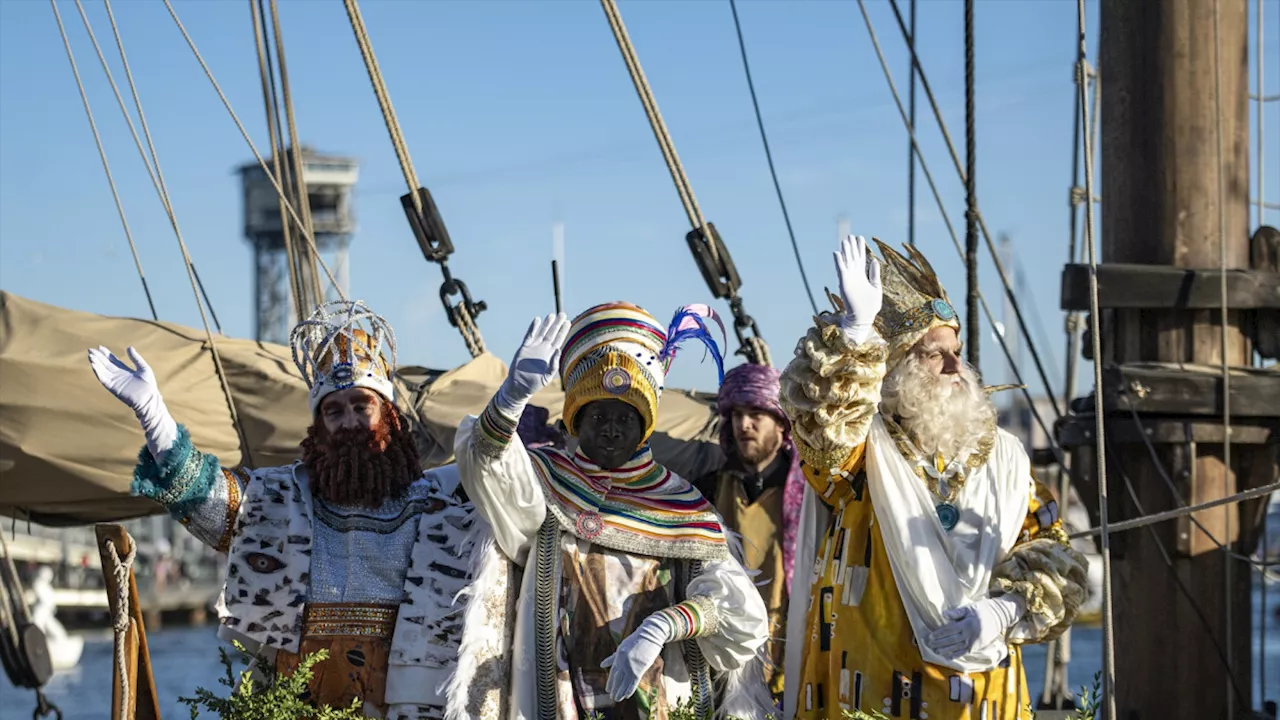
0, 292, 723, 525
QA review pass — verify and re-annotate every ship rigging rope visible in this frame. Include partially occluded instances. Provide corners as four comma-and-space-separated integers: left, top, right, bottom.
159, 0, 347, 307
267, 0, 323, 305
963, 0, 979, 369
342, 0, 486, 358
881, 0, 1066, 420
53, 0, 253, 468
47, 0, 157, 323
726, 0, 818, 317
1110, 449, 1252, 708
853, 0, 1067, 470
1211, 1, 1235, 714
103, 538, 136, 720
1072, 0, 1116, 713
599, 0, 771, 367
1069, 479, 1280, 542
63, 0, 254, 468
249, 0, 306, 322
1124, 405, 1276, 571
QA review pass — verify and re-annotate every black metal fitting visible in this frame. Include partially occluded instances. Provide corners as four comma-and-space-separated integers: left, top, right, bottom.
685, 223, 741, 300
401, 186, 455, 263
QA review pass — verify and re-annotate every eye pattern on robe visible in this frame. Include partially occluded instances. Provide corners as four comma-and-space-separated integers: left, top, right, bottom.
244, 552, 287, 574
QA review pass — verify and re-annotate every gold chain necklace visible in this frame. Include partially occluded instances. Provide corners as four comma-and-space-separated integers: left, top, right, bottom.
882, 416, 996, 503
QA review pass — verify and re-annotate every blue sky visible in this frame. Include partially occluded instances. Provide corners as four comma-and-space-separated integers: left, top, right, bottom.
1, 0, 1276, 399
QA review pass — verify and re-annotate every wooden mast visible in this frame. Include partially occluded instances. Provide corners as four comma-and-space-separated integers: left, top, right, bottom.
1078, 0, 1273, 717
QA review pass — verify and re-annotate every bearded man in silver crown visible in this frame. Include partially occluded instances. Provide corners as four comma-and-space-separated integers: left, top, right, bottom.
88, 300, 473, 719
779, 236, 1089, 719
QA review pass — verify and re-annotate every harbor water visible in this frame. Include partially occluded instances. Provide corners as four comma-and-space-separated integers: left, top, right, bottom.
5, 586, 1279, 719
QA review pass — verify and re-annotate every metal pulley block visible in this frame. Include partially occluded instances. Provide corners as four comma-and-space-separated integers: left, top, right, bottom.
685, 223, 741, 300
401, 186, 455, 263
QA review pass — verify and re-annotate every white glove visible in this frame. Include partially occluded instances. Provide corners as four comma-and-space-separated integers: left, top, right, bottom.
833, 235, 883, 344
87, 346, 178, 460
600, 612, 674, 702
925, 595, 1025, 660
495, 313, 570, 416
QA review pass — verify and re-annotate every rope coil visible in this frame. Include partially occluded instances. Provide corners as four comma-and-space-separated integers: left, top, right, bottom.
103, 538, 136, 720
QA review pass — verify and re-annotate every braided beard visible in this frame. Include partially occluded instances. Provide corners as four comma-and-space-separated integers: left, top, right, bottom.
300, 402, 421, 507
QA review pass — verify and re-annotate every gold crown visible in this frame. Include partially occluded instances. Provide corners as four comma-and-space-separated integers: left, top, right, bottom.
291, 301, 397, 414
871, 239, 961, 371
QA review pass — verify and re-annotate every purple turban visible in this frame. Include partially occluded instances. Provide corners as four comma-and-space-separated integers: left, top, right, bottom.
716, 363, 805, 592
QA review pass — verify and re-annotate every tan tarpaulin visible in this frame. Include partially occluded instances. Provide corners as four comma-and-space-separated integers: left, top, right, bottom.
0, 292, 724, 526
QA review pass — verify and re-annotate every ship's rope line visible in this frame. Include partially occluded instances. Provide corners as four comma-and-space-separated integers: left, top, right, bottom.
49, 0, 157, 323
854, 0, 1067, 469
84, 0, 253, 468
1256, 0, 1268, 692
268, 0, 323, 305
1211, 2, 1235, 714
341, 0, 420, 203
341, 0, 486, 358
158, 0, 346, 305
599, 0, 710, 266
68, 0, 213, 329
100, 0, 224, 337
726, 0, 817, 316
1124, 405, 1274, 571
906, 0, 918, 249
103, 538, 136, 720
599, 0, 771, 367
1072, 0, 1116, 711
881, 0, 1065, 418
1069, 480, 1280, 541
248, 0, 306, 323
963, 0, 979, 368
1110, 450, 1252, 708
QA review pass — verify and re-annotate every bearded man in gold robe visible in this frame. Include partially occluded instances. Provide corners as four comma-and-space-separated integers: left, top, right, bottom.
780, 236, 1089, 719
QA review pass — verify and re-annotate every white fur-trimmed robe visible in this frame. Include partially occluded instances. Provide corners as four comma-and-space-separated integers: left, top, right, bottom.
214, 462, 474, 715
446, 415, 777, 720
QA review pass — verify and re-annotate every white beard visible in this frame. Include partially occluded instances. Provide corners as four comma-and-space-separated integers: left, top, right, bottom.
879, 354, 996, 460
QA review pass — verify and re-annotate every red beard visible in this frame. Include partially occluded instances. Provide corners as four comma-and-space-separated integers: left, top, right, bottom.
300, 403, 422, 507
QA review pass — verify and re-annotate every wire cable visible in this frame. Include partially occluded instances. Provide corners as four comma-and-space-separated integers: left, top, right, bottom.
727, 0, 818, 316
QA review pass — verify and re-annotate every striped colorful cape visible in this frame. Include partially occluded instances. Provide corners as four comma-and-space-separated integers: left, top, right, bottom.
529, 446, 729, 562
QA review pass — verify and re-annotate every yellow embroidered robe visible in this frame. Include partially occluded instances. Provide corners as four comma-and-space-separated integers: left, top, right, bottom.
778, 318, 1089, 720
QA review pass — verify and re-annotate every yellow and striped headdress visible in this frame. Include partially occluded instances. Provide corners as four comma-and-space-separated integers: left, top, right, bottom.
560, 302, 724, 441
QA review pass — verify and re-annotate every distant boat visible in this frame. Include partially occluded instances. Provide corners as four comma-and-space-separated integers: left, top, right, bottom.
28, 567, 83, 672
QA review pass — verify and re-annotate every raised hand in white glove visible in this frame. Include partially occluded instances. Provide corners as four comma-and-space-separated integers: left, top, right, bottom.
926, 595, 1025, 660
600, 613, 674, 702
87, 346, 178, 460
495, 313, 571, 416
833, 235, 883, 345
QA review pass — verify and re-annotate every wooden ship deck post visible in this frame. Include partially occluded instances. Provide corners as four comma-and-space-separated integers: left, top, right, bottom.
1057, 0, 1280, 718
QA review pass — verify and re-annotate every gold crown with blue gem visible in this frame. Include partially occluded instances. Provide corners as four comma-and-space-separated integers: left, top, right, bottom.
290, 300, 397, 415
871, 239, 961, 372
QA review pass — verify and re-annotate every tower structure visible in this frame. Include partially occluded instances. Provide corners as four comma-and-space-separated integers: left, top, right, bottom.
239, 147, 358, 343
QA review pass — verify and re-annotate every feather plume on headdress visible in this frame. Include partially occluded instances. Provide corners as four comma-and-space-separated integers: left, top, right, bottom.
660, 303, 727, 383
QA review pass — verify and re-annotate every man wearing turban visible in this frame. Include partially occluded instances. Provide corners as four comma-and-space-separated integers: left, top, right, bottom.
451, 302, 774, 719
696, 363, 805, 701
780, 237, 1089, 719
